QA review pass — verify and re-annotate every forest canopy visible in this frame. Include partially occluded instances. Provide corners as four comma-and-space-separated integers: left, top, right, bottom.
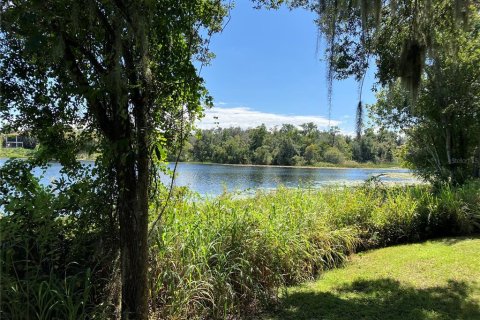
175, 124, 403, 166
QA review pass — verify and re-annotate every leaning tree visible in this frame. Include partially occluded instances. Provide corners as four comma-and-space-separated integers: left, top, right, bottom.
1, 1, 228, 319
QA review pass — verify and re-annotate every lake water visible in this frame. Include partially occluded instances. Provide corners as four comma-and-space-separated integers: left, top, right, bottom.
0, 159, 419, 196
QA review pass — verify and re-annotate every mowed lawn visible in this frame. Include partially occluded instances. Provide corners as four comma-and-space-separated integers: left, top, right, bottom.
264, 237, 480, 320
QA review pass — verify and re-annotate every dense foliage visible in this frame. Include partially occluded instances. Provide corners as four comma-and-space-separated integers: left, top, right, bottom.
0, 159, 118, 318
3, 161, 479, 319
172, 123, 403, 166
369, 7, 480, 184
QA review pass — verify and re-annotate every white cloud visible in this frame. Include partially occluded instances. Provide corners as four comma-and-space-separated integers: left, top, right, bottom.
196, 107, 340, 130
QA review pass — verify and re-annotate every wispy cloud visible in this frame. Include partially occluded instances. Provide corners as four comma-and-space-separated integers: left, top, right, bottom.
197, 107, 340, 130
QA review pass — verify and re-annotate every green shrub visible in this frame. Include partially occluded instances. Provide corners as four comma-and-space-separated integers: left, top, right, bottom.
323, 147, 346, 164
0, 159, 116, 319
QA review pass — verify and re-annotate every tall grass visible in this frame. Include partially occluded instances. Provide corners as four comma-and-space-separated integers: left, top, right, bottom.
148, 181, 480, 319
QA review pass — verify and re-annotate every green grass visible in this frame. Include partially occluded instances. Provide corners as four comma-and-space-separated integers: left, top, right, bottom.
264, 237, 480, 320
0, 147, 98, 160
0, 146, 34, 158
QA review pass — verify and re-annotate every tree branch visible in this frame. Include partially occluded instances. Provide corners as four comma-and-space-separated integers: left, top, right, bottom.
62, 35, 114, 138
63, 35, 107, 75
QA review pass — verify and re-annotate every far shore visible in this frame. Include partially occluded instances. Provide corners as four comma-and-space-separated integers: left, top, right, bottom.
0, 149, 406, 170
177, 161, 407, 170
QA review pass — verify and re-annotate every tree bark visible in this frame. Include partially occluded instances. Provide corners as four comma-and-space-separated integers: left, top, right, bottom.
113, 105, 149, 319
116, 151, 149, 320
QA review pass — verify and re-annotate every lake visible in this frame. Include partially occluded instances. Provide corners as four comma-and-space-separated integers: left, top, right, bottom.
0, 159, 419, 196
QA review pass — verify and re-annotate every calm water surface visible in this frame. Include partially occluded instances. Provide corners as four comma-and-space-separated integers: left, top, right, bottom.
0, 159, 419, 196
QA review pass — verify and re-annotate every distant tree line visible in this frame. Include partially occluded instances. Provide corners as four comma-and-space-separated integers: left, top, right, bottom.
171, 123, 404, 166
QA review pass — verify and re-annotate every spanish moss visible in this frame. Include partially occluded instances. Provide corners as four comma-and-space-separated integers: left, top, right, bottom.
355, 100, 363, 139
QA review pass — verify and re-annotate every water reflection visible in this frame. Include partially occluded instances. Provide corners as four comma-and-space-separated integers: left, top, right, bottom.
0, 159, 419, 197
168, 163, 419, 196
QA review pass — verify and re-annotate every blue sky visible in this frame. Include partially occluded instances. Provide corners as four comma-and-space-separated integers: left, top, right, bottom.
198, 2, 377, 134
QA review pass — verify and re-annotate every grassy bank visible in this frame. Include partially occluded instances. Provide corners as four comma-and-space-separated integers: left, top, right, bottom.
148, 182, 480, 319
0, 146, 34, 158
264, 237, 480, 320
0, 147, 98, 160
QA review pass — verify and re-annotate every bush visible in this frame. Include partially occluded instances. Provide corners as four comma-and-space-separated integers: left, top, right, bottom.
323, 147, 345, 164
0, 159, 117, 319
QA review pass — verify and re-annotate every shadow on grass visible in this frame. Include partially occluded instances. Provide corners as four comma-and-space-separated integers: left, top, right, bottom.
435, 235, 480, 246
267, 279, 480, 320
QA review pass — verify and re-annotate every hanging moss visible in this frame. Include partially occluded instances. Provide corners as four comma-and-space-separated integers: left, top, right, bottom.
310, 0, 472, 97
390, 0, 398, 13
398, 39, 426, 97
355, 100, 363, 139
455, 0, 470, 27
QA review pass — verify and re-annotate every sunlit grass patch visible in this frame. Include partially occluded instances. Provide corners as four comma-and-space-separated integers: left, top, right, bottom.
265, 237, 480, 320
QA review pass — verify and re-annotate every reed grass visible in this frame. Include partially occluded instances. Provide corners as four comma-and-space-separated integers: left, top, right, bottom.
148, 181, 480, 319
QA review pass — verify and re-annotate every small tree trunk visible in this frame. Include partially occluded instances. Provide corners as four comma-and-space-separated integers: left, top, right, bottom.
443, 115, 454, 182
473, 144, 480, 178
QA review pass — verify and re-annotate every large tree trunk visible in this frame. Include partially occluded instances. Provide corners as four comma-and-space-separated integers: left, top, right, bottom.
114, 108, 150, 319
117, 160, 149, 320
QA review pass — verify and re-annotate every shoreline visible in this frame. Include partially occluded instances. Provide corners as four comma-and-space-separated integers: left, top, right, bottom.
174, 161, 407, 171
0, 157, 406, 171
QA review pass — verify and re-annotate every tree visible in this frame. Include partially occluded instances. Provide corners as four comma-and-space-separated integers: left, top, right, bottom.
352, 128, 377, 163
253, 145, 273, 164
324, 146, 345, 164
304, 143, 321, 164
1, 1, 228, 318
369, 5, 480, 183
328, 126, 341, 147
273, 137, 298, 165
254, 1, 477, 136
249, 124, 268, 152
